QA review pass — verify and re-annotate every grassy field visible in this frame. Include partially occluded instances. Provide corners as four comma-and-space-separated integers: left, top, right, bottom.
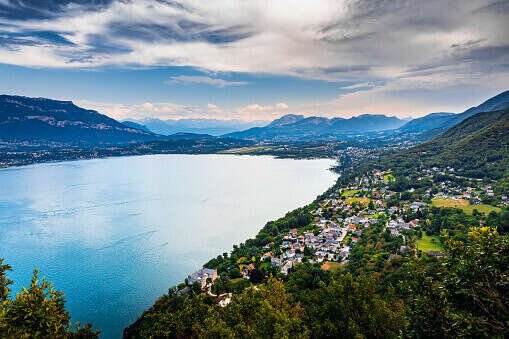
432, 197, 469, 208
458, 204, 502, 215
341, 189, 359, 198
345, 197, 372, 205
431, 198, 502, 215
383, 173, 395, 182
321, 261, 343, 272
417, 234, 444, 252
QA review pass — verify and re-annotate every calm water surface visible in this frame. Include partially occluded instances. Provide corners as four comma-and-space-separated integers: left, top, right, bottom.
0, 154, 337, 338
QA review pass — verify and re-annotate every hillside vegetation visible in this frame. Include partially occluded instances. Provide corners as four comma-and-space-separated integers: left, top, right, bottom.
378, 108, 509, 179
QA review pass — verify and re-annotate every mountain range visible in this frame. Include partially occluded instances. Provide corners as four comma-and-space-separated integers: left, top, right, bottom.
0, 95, 159, 144
397, 90, 509, 134
224, 114, 408, 141
1, 91, 507, 145
123, 118, 269, 136
225, 90, 509, 141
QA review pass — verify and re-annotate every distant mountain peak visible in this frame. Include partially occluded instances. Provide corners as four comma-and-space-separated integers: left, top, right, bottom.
267, 114, 305, 127
226, 113, 407, 141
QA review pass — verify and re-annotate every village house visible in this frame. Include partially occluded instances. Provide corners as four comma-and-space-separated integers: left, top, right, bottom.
281, 261, 293, 275
242, 263, 255, 278
271, 257, 282, 267
188, 267, 218, 289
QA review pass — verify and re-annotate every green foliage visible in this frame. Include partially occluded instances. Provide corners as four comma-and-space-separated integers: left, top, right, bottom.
192, 281, 202, 294
375, 108, 509, 180
404, 227, 509, 337
0, 258, 13, 303
0, 263, 99, 338
124, 279, 308, 338
249, 269, 264, 284
229, 268, 242, 279
302, 274, 404, 338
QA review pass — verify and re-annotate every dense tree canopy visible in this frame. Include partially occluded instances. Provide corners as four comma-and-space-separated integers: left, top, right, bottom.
0, 259, 99, 338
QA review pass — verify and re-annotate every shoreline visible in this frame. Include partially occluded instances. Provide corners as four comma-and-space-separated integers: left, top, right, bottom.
0, 149, 338, 171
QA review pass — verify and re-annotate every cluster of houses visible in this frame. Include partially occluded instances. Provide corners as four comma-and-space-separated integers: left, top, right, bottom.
264, 212, 382, 275
386, 218, 418, 237
175, 166, 506, 306
266, 224, 349, 275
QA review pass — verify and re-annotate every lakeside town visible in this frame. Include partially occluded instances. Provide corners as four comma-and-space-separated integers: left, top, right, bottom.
176, 165, 508, 308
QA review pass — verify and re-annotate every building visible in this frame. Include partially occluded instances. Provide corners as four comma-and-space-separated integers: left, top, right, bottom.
271, 257, 282, 267
188, 267, 218, 289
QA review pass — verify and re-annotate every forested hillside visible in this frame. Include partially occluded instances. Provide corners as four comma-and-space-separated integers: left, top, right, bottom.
377, 108, 509, 179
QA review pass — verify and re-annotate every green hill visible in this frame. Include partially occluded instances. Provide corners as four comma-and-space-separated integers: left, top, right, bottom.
379, 108, 509, 179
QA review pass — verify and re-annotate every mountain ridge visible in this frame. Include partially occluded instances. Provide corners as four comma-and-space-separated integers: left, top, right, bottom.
378, 107, 509, 179
224, 114, 407, 141
0, 95, 159, 145
397, 90, 509, 133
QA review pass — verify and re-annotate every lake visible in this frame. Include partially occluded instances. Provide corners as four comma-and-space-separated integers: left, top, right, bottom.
0, 154, 337, 338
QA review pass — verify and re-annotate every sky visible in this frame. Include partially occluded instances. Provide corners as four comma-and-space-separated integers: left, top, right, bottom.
0, 0, 507, 121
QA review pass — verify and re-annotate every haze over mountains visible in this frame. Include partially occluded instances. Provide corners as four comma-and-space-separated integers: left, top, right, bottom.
123, 118, 269, 136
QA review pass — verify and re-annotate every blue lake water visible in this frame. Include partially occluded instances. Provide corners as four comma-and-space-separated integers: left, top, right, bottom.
0, 154, 337, 338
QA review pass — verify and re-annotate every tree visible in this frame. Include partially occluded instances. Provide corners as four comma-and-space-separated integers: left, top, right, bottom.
0, 262, 99, 338
249, 247, 258, 257
404, 227, 509, 337
192, 281, 202, 295
0, 258, 12, 302
249, 269, 264, 284
303, 273, 404, 337
229, 268, 242, 279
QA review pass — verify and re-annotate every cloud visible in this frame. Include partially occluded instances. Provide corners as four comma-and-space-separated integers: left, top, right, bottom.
1, 0, 507, 117
1, 0, 503, 81
75, 99, 295, 121
166, 75, 249, 87
340, 82, 376, 90
244, 104, 271, 111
